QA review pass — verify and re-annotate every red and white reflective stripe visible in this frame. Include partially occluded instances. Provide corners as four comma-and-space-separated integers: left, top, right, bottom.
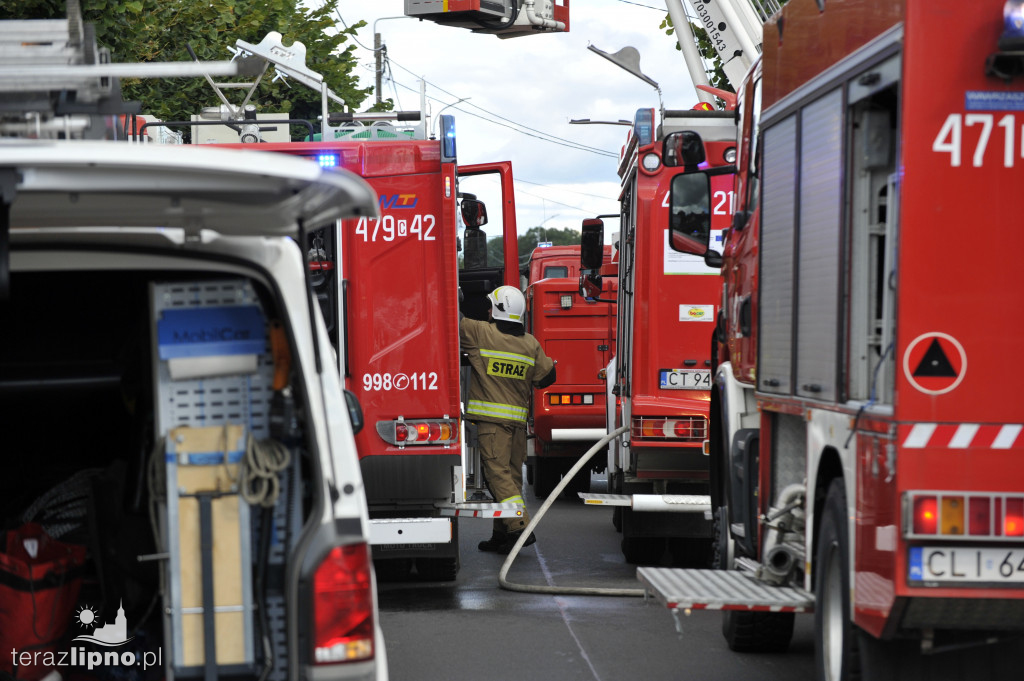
665, 602, 810, 613
453, 509, 515, 518
901, 423, 1024, 449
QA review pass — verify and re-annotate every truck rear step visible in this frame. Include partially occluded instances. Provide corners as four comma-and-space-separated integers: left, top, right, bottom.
369, 501, 524, 546
580, 493, 712, 515
438, 501, 526, 518
637, 567, 814, 613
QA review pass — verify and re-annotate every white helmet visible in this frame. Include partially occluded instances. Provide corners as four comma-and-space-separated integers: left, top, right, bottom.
490, 285, 526, 324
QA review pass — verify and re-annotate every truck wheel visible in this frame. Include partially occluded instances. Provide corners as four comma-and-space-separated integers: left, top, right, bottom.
533, 458, 559, 498
564, 465, 592, 499
374, 558, 414, 582
669, 537, 713, 568
722, 609, 795, 653
717, 506, 794, 652
815, 479, 859, 681
621, 536, 666, 565
711, 506, 731, 569
416, 556, 459, 582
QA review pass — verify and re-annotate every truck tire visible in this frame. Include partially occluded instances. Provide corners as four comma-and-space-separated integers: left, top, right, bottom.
669, 537, 713, 568
533, 457, 559, 498
610, 472, 623, 532
374, 558, 414, 582
416, 556, 459, 582
621, 536, 666, 565
716, 506, 794, 652
564, 464, 592, 498
815, 478, 860, 681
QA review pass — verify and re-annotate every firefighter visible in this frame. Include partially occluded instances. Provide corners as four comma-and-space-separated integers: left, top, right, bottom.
461, 285, 556, 554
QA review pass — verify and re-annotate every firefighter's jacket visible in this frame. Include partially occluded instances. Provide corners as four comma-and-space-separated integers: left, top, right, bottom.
460, 317, 555, 426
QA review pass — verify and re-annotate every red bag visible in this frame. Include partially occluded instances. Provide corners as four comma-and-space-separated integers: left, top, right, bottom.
0, 523, 87, 681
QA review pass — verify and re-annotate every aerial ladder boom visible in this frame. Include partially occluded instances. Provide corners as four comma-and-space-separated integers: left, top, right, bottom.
664, 0, 779, 100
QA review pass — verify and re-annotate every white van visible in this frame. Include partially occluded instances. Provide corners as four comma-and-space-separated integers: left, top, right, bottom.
0, 140, 387, 681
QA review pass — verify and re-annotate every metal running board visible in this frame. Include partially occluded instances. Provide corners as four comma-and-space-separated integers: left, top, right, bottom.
436, 501, 526, 518
579, 493, 632, 506
580, 493, 712, 515
637, 568, 814, 613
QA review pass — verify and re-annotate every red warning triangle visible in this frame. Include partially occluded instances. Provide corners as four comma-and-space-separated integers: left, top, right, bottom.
912, 338, 957, 378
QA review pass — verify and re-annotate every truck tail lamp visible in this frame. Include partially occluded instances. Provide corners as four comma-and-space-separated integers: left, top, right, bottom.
905, 492, 1024, 540
630, 416, 707, 442
376, 417, 458, 447
548, 393, 596, 406
313, 544, 374, 664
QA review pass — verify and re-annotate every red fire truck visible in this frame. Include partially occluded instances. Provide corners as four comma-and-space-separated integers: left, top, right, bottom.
523, 243, 617, 498
641, 0, 1024, 677
155, 31, 528, 581
579, 107, 735, 565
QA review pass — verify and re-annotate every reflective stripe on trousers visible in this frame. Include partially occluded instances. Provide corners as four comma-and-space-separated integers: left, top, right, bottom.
467, 399, 528, 422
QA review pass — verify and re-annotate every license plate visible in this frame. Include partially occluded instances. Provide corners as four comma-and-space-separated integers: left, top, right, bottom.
909, 546, 1024, 584
659, 369, 711, 390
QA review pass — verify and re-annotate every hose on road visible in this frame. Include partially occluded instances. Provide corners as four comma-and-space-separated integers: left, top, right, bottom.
498, 425, 647, 597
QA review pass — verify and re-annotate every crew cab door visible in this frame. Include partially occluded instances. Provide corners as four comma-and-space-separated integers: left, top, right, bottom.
457, 161, 519, 320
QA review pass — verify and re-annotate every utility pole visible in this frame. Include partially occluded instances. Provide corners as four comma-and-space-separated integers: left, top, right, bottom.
372, 16, 414, 107
375, 32, 382, 106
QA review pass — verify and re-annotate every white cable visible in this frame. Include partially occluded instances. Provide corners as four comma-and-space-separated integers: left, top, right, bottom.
240, 435, 292, 507
498, 425, 647, 597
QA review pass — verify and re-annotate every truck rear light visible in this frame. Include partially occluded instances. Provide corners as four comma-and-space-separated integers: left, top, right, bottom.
969, 496, 991, 535
631, 416, 707, 442
313, 544, 374, 665
672, 420, 694, 439
376, 417, 458, 447
913, 496, 938, 535
940, 497, 964, 535
560, 294, 573, 309
1005, 499, 1024, 536
548, 393, 596, 406
905, 492, 1024, 540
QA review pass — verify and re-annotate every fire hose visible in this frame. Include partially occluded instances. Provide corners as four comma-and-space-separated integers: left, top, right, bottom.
498, 425, 647, 596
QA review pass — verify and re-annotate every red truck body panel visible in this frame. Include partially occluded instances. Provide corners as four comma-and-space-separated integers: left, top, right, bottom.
526, 246, 616, 445
723, 0, 1024, 641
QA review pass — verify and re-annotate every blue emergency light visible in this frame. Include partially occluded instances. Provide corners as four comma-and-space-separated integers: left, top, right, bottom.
316, 153, 338, 168
1002, 0, 1024, 50
633, 108, 654, 147
440, 114, 457, 163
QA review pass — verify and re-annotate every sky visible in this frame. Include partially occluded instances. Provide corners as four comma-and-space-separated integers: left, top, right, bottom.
328, 0, 705, 236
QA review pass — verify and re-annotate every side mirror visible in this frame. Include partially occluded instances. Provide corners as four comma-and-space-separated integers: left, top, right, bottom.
580, 218, 605, 270
344, 389, 364, 435
579, 218, 615, 302
662, 130, 706, 169
464, 227, 488, 269
668, 171, 712, 257
461, 197, 488, 228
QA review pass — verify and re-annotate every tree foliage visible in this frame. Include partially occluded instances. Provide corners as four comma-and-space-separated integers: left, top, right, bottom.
659, 13, 733, 96
518, 226, 581, 259
2, 0, 385, 134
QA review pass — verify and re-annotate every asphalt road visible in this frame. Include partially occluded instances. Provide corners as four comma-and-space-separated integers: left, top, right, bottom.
376, 472, 815, 681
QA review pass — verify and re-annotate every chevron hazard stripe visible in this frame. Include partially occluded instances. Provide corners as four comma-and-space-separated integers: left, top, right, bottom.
900, 423, 1024, 449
